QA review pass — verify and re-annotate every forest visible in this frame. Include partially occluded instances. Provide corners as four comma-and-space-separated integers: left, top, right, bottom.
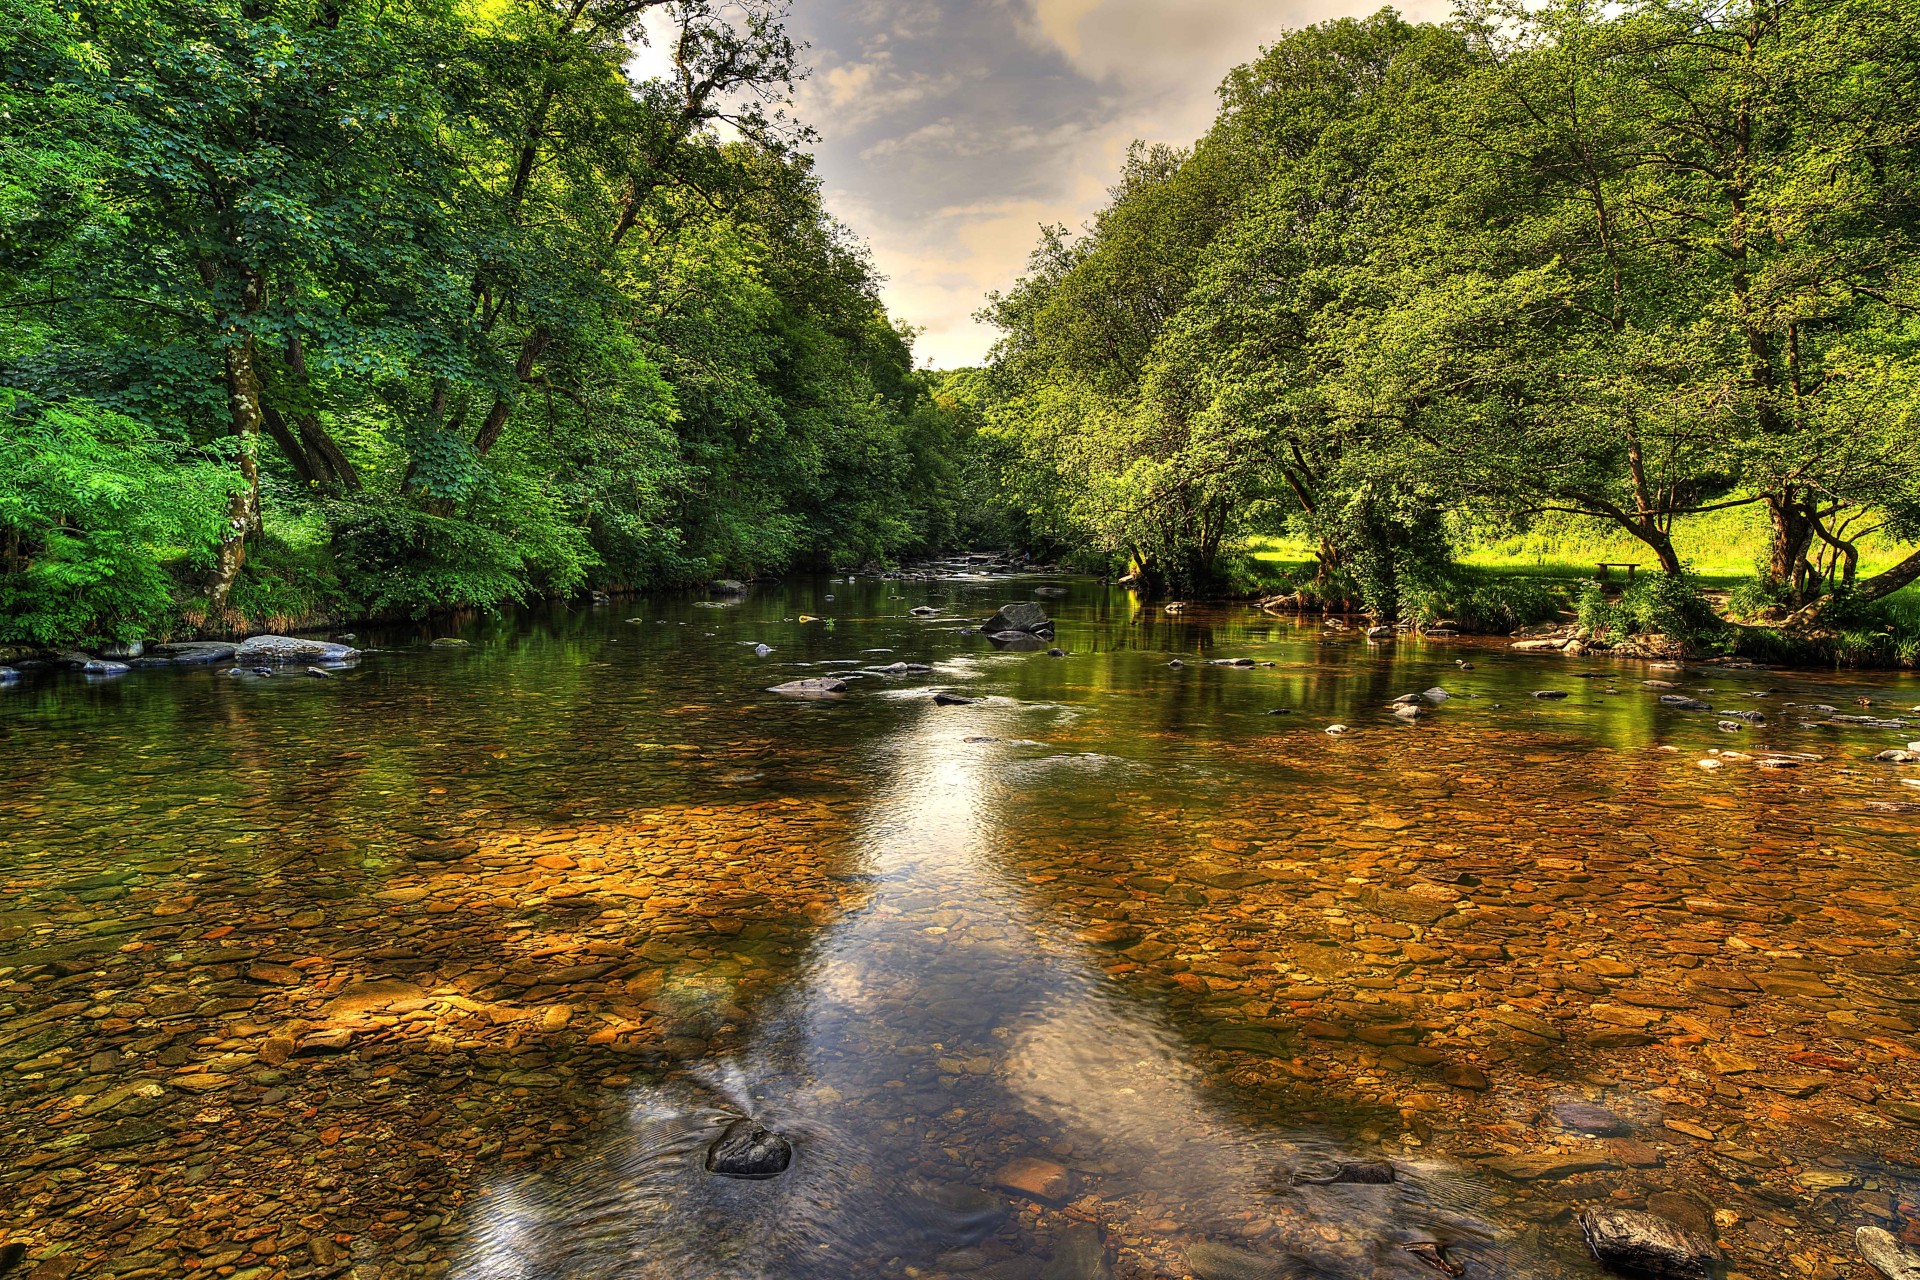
3, 0, 1919, 656
973, 0, 1920, 651
0, 0, 989, 646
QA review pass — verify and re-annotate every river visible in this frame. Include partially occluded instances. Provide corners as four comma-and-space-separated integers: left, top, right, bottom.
3, 576, 1918, 1280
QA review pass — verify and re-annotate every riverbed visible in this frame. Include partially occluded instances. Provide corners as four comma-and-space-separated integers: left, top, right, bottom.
3, 577, 1918, 1280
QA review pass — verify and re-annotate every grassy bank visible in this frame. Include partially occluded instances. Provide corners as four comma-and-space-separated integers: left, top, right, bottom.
1239, 514, 1920, 669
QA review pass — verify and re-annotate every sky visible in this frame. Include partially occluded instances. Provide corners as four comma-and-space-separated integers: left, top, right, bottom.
774, 0, 1451, 369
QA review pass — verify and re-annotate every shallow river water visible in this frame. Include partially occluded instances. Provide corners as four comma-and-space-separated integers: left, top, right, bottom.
4, 576, 1920, 1280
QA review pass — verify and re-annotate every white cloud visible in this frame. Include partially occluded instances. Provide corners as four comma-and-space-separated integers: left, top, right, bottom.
784, 0, 1455, 368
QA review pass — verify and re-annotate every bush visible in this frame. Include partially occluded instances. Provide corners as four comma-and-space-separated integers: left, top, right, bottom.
1405, 570, 1563, 631
0, 394, 230, 645
1579, 573, 1727, 652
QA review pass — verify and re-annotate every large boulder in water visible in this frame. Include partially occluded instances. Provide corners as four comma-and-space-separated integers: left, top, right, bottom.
705, 1118, 791, 1179
1579, 1208, 1719, 1280
234, 635, 361, 665
982, 601, 1051, 634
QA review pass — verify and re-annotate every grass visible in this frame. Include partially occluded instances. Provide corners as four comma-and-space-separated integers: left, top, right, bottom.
1247, 508, 1915, 588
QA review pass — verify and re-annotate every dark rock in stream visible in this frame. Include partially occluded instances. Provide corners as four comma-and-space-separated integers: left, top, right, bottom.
1532, 690, 1569, 700
981, 601, 1052, 634
1579, 1208, 1720, 1280
1660, 694, 1713, 711
1552, 1100, 1631, 1135
1040, 1223, 1111, 1280
1047, 647, 1066, 657
933, 692, 976, 706
704, 1118, 792, 1179
0, 665, 18, 684
82, 659, 131, 676
153, 641, 237, 664
1294, 1158, 1396, 1185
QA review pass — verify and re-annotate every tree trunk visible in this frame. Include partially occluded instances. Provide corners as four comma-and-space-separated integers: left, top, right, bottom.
1787, 546, 1920, 626
207, 335, 265, 609
1764, 491, 1816, 603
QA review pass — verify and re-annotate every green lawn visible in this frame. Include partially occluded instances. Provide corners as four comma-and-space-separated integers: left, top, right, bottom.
1247, 506, 1915, 592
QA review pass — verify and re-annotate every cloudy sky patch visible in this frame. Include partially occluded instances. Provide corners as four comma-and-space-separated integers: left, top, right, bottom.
778, 0, 1449, 368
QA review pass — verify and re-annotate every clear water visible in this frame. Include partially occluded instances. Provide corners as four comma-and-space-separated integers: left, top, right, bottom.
3, 577, 1918, 1280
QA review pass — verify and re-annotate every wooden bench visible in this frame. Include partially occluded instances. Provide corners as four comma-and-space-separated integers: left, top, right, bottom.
1595, 562, 1643, 581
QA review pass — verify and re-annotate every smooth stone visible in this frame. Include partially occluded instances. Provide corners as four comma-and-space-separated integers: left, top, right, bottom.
1047, 647, 1066, 657
710, 579, 748, 595
0, 666, 17, 684
81, 659, 131, 676
933, 692, 976, 706
705, 1118, 791, 1179
1422, 687, 1450, 700
909, 605, 940, 615
1187, 1242, 1292, 1280
1579, 1208, 1719, 1280
768, 678, 847, 697
1552, 1100, 1631, 1135
430, 637, 469, 648
1858, 1226, 1920, 1280
303, 666, 333, 679
233, 634, 361, 664
153, 641, 237, 664
1532, 690, 1569, 700
1325, 724, 1350, 735
992, 1156, 1073, 1203
1660, 695, 1712, 711
752, 643, 772, 656
1039, 1224, 1110, 1280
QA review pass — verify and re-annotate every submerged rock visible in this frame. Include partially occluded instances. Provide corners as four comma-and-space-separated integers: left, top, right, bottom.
1858, 1226, 1920, 1280
1295, 1158, 1395, 1185
1187, 1241, 1294, 1280
767, 677, 847, 697
1579, 1208, 1719, 1280
234, 634, 361, 664
704, 1118, 790, 1179
1532, 690, 1569, 700
1659, 694, 1712, 711
1040, 1223, 1110, 1280
1403, 1242, 1466, 1277
932, 692, 976, 706
81, 659, 130, 676
0, 666, 18, 684
430, 637, 469, 648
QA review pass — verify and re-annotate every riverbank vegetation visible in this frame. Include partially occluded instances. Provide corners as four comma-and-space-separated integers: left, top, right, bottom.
1, 0, 990, 645
5, 0, 1919, 666
973, 0, 1920, 654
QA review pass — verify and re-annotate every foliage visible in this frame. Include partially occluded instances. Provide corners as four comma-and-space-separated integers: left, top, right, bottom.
0, 0, 983, 640
0, 394, 231, 643
978, 0, 1920, 631
1577, 575, 1728, 652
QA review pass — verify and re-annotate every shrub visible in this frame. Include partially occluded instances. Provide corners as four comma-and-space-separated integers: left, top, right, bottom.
1580, 573, 1727, 652
0, 394, 230, 645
